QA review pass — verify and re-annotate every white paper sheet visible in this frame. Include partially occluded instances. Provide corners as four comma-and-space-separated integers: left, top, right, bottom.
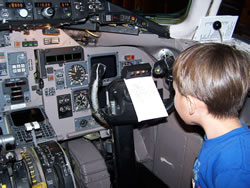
193, 16, 238, 41
124, 76, 168, 122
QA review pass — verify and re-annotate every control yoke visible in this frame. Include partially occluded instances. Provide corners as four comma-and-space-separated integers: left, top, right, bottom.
89, 63, 108, 125
153, 56, 175, 113
89, 63, 138, 126
89, 62, 175, 127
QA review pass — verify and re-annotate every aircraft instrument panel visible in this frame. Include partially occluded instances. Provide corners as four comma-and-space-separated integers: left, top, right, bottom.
0, 28, 154, 140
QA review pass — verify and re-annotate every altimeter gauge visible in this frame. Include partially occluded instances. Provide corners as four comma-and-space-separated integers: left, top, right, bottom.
73, 89, 89, 111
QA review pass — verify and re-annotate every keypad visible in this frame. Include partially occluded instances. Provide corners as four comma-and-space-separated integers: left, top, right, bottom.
14, 122, 55, 146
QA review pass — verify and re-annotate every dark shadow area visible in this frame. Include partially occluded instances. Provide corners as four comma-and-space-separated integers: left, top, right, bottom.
107, 0, 189, 14
218, 0, 250, 41
105, 154, 169, 188
135, 162, 169, 188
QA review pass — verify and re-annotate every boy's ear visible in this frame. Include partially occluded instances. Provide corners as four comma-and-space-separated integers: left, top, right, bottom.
186, 95, 196, 115
186, 95, 207, 116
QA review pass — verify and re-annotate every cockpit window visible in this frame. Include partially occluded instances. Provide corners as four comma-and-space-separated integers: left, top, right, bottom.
107, 0, 191, 24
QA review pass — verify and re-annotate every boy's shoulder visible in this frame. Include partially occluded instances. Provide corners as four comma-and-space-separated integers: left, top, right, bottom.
214, 127, 250, 172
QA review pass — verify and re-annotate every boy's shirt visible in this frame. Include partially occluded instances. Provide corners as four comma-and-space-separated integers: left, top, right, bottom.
193, 124, 250, 188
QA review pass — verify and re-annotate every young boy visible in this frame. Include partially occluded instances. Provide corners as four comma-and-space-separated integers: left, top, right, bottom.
172, 43, 250, 188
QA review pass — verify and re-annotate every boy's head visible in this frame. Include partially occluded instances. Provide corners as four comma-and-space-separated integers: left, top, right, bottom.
173, 43, 249, 119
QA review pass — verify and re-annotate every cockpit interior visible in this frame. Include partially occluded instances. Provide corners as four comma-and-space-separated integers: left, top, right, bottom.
0, 0, 249, 187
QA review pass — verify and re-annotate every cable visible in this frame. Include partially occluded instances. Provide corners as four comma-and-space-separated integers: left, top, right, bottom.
85, 30, 101, 38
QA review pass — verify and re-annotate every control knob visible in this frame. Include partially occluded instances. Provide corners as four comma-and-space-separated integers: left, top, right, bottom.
5, 151, 15, 160
42, 7, 54, 18
18, 8, 28, 18
1, 9, 9, 18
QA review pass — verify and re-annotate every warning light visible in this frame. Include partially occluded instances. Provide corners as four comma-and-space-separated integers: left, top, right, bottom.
130, 16, 136, 21
125, 55, 135, 61
142, 22, 147, 26
14, 41, 21, 47
48, 75, 54, 81
6, 2, 24, 8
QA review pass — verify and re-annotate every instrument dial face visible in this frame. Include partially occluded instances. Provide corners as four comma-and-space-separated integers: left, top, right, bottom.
68, 64, 86, 86
73, 89, 89, 111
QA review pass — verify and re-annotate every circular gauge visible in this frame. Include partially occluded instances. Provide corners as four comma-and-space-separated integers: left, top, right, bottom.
74, 90, 89, 111
68, 64, 86, 86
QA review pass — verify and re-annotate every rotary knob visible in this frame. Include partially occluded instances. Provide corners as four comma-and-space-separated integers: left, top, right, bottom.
5, 151, 15, 160
42, 7, 54, 18
18, 8, 28, 18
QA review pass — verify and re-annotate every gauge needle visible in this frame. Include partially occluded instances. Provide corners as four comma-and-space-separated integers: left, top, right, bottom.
69, 72, 76, 75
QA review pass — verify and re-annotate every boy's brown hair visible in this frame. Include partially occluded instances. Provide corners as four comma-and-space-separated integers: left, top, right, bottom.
173, 43, 249, 118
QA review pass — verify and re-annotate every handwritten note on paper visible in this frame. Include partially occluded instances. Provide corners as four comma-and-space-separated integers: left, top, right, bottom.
124, 76, 168, 122
193, 16, 238, 41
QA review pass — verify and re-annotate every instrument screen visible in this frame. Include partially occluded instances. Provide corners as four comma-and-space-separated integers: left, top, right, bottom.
11, 108, 45, 126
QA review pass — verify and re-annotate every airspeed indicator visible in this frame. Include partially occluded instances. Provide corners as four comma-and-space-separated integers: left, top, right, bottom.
68, 64, 86, 86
